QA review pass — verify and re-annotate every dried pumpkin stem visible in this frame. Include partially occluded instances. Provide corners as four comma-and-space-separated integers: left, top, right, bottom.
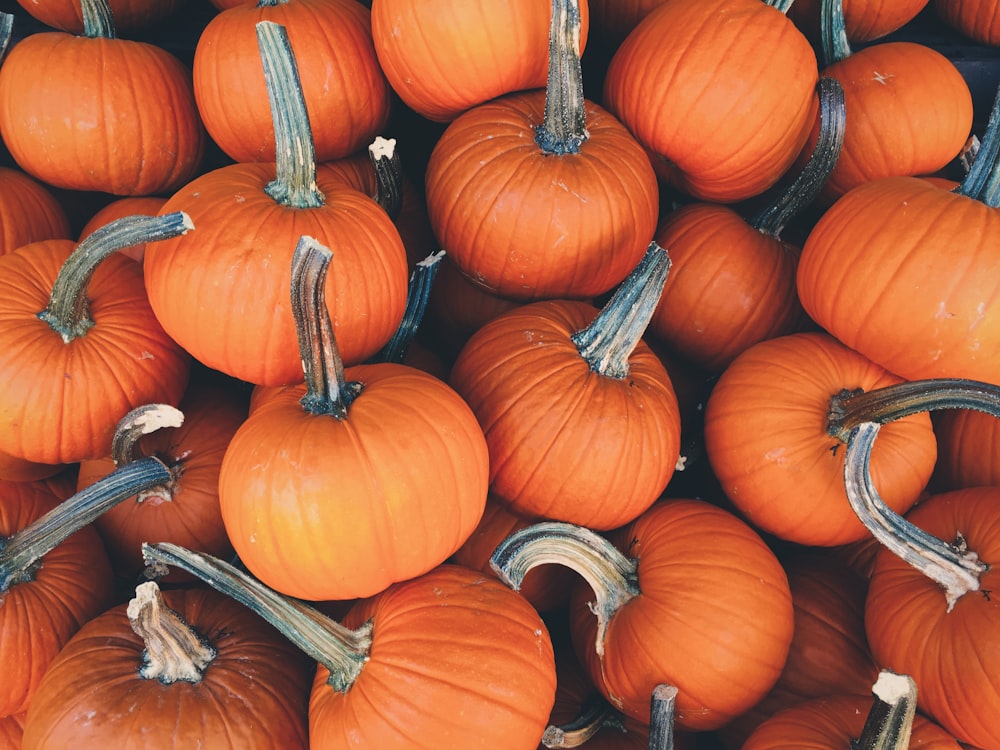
128, 581, 217, 684
750, 77, 846, 237
819, 0, 852, 67
0, 456, 171, 592
0, 13, 13, 63
291, 235, 363, 418
542, 696, 622, 748
110, 404, 185, 504
844, 421, 987, 611
141, 541, 373, 692
648, 684, 679, 750
957, 81, 1000, 206
535, 0, 589, 154
369, 136, 403, 220
490, 521, 639, 658
851, 671, 918, 750
372, 250, 445, 364
258, 20, 325, 209
38, 212, 193, 343
570, 242, 671, 379
763, 0, 795, 14
80, 0, 116, 39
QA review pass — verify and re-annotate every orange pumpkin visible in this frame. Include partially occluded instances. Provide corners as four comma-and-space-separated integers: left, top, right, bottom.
788, 0, 930, 43
0, 166, 70, 256
934, 0, 1000, 45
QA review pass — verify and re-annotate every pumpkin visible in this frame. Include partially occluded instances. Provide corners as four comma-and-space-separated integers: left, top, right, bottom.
424, 0, 658, 302
934, 0, 1000, 45
370, 0, 589, 122
12, 0, 181, 33
788, 0, 930, 43
21, 581, 313, 749
602, 0, 819, 202
0, 0, 204, 196
449, 244, 681, 531
0, 714, 24, 750
78, 196, 169, 264
0, 213, 192, 465
142, 543, 558, 750
932, 407, 1000, 490
0, 166, 71, 256
193, 0, 390, 164
492, 503, 795, 732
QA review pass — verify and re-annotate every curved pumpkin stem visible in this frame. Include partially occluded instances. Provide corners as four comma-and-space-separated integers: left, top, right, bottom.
762, 0, 795, 14
110, 403, 185, 503
369, 136, 403, 220
38, 212, 193, 343
570, 242, 671, 379
535, 0, 589, 155
844, 421, 987, 611
80, 0, 116, 39
141, 541, 373, 692
542, 697, 622, 748
957, 82, 1000, 206
257, 21, 325, 209
750, 77, 846, 237
490, 521, 639, 659
818, 0, 852, 67
291, 235, 363, 418
0, 456, 171, 592
851, 671, 918, 750
648, 684, 679, 750
128, 581, 217, 685
371, 250, 445, 364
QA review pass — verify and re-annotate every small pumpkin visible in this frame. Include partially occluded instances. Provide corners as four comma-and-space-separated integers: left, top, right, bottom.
0, 166, 71, 256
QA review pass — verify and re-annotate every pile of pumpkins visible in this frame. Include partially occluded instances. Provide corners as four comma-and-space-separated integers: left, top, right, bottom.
1, 0, 1000, 747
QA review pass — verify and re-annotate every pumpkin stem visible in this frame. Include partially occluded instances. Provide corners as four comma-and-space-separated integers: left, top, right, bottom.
256, 0, 288, 6
762, 0, 795, 14
369, 136, 403, 220
490, 521, 639, 659
818, 0, 853, 67
258, 21, 325, 209
541, 696, 623, 748
0, 13, 14, 64
110, 403, 185, 504
0, 456, 171, 592
956, 82, 1000, 206
37, 212, 193, 343
648, 684, 679, 750
80, 0, 116, 39
371, 250, 445, 364
750, 77, 846, 237
844, 421, 987, 611
141, 541, 373, 692
570, 242, 671, 379
291, 235, 364, 418
128, 581, 217, 684
850, 671, 918, 750
535, 0, 589, 155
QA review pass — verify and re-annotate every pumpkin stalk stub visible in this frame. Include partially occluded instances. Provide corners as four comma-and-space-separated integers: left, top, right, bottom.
542, 697, 622, 748
110, 403, 185, 503
957, 82, 1000, 206
38, 212, 194, 343
535, 0, 589, 155
851, 671, 918, 750
141, 541, 373, 692
648, 684, 679, 750
490, 521, 639, 658
570, 242, 670, 379
371, 250, 445, 364
128, 581, 217, 685
368, 136, 403, 220
80, 0, 116, 39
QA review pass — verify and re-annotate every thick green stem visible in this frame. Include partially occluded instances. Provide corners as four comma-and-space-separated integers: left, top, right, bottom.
0, 13, 13, 64
490, 521, 639, 658
128, 581, 217, 685
258, 21, 324, 209
256, 0, 287, 6
844, 422, 987, 611
141, 542, 372, 692
542, 697, 622, 748
570, 242, 671, 379
763, 0, 795, 14
0, 456, 171, 591
648, 684, 678, 750
850, 671, 918, 750
291, 235, 363, 418
37, 212, 193, 343
80, 0, 115, 38
819, 0, 852, 67
750, 77, 846, 237
369, 136, 403, 220
535, 0, 589, 155
371, 250, 445, 364
110, 404, 185, 504
957, 82, 1000, 206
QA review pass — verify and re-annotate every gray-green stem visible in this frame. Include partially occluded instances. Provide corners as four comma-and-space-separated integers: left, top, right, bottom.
648, 684, 678, 750
291, 235, 363, 418
819, 0, 852, 67
535, 0, 589, 155
371, 250, 445, 364
542, 697, 622, 748
0, 13, 13, 64
128, 581, 217, 684
0, 456, 171, 591
850, 671, 918, 750
957, 81, 1000, 206
369, 136, 403, 220
141, 541, 373, 692
490, 521, 639, 658
110, 403, 185, 504
37, 212, 193, 343
258, 21, 324, 209
763, 0, 795, 14
570, 242, 671, 379
80, 0, 115, 38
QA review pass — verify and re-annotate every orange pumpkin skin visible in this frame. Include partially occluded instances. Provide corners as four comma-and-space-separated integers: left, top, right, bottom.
0, 34, 204, 197
865, 487, 1000, 749
219, 363, 489, 601
449, 300, 681, 531
932, 408, 1000, 490
0, 449, 65, 483
0, 167, 70, 256
0, 481, 115, 717
0, 241, 190, 465
703, 332, 937, 547
602, 0, 818, 203
12, 0, 181, 33
193, 0, 390, 164
797, 177, 1000, 383
647, 202, 805, 372
934, 0, 1000, 45
425, 92, 658, 302
570, 499, 794, 732
370, 0, 588, 123
143, 165, 408, 387
310, 564, 556, 749
0, 713, 24, 750
789, 0, 930, 43
78, 196, 169, 264
20, 586, 313, 750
